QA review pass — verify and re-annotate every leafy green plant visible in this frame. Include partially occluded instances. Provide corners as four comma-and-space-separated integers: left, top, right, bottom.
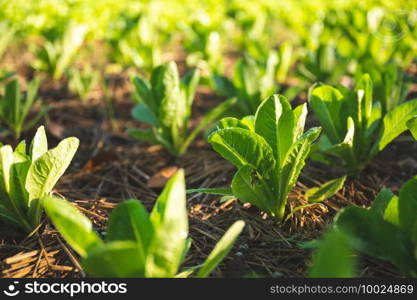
328, 6, 415, 70
356, 62, 411, 114
295, 5, 416, 81
212, 50, 301, 116
228, 7, 281, 62
128, 61, 236, 157
0, 77, 50, 139
275, 42, 295, 85
107, 13, 164, 72
309, 229, 356, 278
212, 52, 278, 115
44, 169, 245, 278
309, 74, 417, 175
190, 94, 322, 222
334, 175, 417, 277
181, 17, 223, 75
0, 126, 79, 232
68, 65, 99, 102
32, 22, 88, 80
297, 42, 348, 85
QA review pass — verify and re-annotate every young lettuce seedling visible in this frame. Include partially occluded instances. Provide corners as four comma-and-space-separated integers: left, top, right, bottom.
107, 13, 163, 72
296, 41, 348, 85
189, 94, 322, 222
0, 78, 50, 139
212, 52, 278, 115
212, 51, 301, 116
128, 61, 236, 157
32, 22, 88, 80
44, 169, 245, 278
309, 74, 417, 175
181, 17, 224, 75
68, 65, 99, 102
355, 63, 410, 114
334, 175, 417, 277
0, 126, 79, 232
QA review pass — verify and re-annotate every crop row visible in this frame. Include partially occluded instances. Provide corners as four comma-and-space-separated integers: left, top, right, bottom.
1, 1, 416, 96
1, 68, 416, 276
0, 0, 417, 278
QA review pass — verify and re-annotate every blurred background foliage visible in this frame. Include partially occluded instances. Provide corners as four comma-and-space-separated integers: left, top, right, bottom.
0, 0, 416, 85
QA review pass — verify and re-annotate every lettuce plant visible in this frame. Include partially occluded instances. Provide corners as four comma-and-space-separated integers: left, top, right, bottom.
44, 169, 245, 278
296, 6, 414, 79
297, 42, 348, 85
309, 74, 417, 175
325, 6, 415, 70
32, 22, 88, 80
356, 63, 411, 114
212, 51, 301, 116
228, 8, 278, 62
191, 94, 321, 222
275, 42, 295, 85
181, 17, 223, 75
68, 65, 99, 102
107, 13, 164, 72
128, 61, 235, 157
212, 52, 278, 115
334, 175, 417, 277
0, 126, 79, 232
0, 78, 50, 139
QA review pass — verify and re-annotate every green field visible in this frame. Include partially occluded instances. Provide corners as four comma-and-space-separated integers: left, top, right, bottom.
0, 0, 417, 279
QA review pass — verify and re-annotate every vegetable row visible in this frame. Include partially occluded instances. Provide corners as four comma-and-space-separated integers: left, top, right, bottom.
1, 67, 416, 276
